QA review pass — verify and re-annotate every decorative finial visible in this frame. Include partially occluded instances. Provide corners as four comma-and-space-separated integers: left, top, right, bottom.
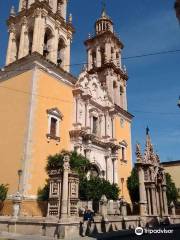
68, 13, 72, 24
10, 6, 16, 17
101, 0, 107, 16
102, 0, 106, 11
146, 126, 150, 135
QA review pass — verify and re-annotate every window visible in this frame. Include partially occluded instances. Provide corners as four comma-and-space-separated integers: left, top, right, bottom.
120, 140, 128, 163
122, 147, 125, 161
50, 118, 57, 137
92, 116, 98, 135
46, 108, 63, 142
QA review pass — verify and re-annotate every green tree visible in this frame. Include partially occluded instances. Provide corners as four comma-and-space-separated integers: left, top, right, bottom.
39, 150, 120, 201
166, 173, 179, 205
127, 167, 179, 205
127, 167, 139, 203
80, 177, 119, 201
0, 184, 8, 201
46, 150, 90, 178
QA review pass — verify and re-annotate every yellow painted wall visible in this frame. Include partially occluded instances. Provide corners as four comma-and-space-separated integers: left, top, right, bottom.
26, 70, 74, 196
163, 164, 180, 199
115, 116, 132, 203
0, 71, 33, 194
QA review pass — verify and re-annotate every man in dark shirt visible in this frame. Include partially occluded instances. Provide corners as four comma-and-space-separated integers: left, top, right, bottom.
82, 206, 94, 236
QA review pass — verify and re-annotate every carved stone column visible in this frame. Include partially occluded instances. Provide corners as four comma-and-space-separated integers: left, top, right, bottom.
162, 185, 168, 216
96, 46, 101, 67
60, 155, 70, 218
18, 17, 28, 59
6, 24, 16, 65
138, 166, 147, 216
147, 187, 152, 215
112, 157, 118, 184
151, 185, 158, 215
156, 188, 160, 215
159, 185, 164, 215
32, 8, 42, 53
88, 49, 93, 71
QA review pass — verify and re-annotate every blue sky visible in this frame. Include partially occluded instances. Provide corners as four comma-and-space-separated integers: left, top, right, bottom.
0, 0, 180, 162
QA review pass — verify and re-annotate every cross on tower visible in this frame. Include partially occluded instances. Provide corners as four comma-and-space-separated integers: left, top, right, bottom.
101, 0, 106, 12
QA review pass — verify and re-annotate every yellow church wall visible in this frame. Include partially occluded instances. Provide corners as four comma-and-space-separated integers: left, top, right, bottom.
115, 116, 132, 203
27, 70, 74, 196
0, 71, 33, 195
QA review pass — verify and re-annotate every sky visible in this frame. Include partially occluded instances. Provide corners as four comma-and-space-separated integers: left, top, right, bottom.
0, 0, 180, 162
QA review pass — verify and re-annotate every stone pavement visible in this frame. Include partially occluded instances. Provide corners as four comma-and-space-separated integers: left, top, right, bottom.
0, 232, 94, 240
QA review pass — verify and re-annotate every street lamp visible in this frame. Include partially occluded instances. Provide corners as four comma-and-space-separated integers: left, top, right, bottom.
178, 96, 180, 108
17, 169, 23, 192
120, 177, 124, 198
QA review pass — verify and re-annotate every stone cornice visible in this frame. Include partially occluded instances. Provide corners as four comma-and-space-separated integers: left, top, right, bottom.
114, 104, 134, 121
69, 129, 120, 150
88, 62, 128, 81
84, 31, 124, 49
0, 52, 77, 86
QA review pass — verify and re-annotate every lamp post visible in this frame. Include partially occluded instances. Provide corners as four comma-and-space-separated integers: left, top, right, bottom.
121, 177, 124, 198
17, 169, 23, 193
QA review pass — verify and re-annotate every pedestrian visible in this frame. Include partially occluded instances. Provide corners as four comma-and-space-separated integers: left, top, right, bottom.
82, 206, 94, 237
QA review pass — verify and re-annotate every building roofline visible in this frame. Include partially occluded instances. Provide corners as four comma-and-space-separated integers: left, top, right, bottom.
161, 160, 180, 166
0, 52, 77, 85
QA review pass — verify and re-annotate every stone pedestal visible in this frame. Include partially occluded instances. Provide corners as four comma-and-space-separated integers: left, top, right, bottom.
121, 198, 127, 217
99, 195, 108, 221
12, 192, 22, 219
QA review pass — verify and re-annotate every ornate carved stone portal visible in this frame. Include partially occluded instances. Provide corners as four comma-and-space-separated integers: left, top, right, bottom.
135, 129, 168, 217
47, 155, 79, 218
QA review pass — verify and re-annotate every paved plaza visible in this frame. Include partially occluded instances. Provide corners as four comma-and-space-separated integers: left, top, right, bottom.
1, 225, 180, 240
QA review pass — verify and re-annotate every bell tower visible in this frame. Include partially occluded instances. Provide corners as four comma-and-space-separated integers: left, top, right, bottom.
6, 0, 74, 72
84, 7, 128, 110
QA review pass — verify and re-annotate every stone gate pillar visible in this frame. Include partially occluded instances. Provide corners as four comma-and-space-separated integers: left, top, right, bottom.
138, 166, 147, 216
61, 155, 70, 218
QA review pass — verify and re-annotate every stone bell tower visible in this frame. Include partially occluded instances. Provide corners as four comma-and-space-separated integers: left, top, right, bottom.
84, 7, 128, 110
6, 0, 74, 72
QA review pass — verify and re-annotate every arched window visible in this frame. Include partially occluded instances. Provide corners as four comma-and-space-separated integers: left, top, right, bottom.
43, 28, 53, 59
57, 38, 66, 67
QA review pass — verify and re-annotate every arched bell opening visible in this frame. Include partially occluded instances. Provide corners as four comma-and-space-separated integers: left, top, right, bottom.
15, 34, 20, 60
57, 38, 66, 67
28, 29, 33, 55
43, 27, 54, 59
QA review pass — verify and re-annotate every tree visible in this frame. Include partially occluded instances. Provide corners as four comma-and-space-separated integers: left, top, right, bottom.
127, 167, 179, 205
127, 167, 139, 203
80, 177, 119, 201
166, 173, 179, 205
0, 184, 8, 201
39, 150, 120, 201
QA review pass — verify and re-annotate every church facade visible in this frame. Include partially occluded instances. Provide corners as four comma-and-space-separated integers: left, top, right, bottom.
0, 0, 133, 208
